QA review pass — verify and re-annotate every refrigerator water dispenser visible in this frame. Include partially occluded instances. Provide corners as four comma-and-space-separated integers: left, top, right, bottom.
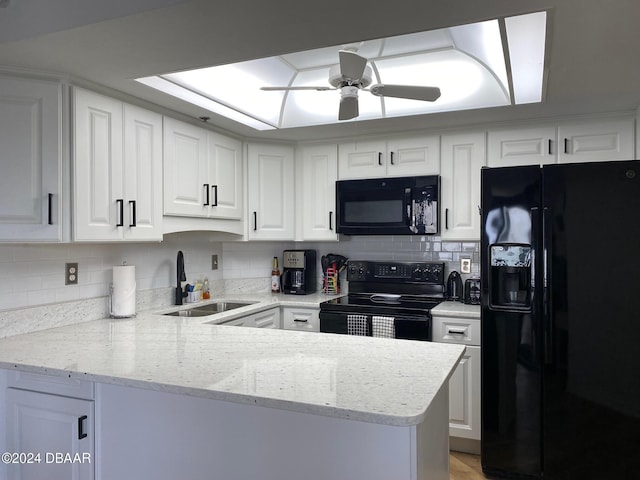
489, 243, 532, 310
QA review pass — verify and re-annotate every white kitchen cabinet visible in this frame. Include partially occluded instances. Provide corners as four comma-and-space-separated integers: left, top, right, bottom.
207, 131, 243, 219
440, 132, 485, 240
74, 88, 162, 241
557, 116, 634, 163
432, 311, 481, 454
247, 143, 295, 240
4, 371, 95, 480
164, 119, 243, 221
281, 307, 319, 332
247, 308, 281, 329
338, 136, 439, 179
0, 76, 63, 242
488, 126, 557, 167
301, 144, 338, 241
487, 116, 635, 167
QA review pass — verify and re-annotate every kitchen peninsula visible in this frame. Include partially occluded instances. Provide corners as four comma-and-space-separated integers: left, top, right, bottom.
0, 300, 464, 480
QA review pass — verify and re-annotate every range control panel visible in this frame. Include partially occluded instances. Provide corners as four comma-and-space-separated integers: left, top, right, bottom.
347, 261, 445, 284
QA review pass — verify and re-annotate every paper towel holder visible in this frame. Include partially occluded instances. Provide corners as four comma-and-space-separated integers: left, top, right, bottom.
110, 264, 137, 318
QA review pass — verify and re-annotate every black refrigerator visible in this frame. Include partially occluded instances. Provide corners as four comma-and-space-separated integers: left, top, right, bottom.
481, 161, 640, 479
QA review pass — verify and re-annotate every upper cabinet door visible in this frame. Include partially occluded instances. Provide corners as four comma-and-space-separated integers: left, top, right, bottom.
247, 144, 294, 240
338, 140, 387, 179
163, 117, 208, 217
440, 132, 486, 240
74, 88, 123, 241
208, 132, 243, 220
557, 117, 634, 163
0, 76, 62, 242
301, 144, 338, 241
386, 135, 440, 176
123, 104, 163, 241
487, 126, 556, 167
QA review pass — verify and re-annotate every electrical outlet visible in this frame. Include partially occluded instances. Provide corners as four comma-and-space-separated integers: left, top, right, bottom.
460, 258, 471, 274
65, 262, 78, 285
211, 254, 219, 270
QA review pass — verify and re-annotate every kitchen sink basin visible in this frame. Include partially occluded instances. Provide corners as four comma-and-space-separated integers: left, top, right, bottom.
163, 301, 256, 317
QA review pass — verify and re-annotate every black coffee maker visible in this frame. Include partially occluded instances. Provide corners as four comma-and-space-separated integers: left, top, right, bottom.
446, 270, 463, 301
282, 250, 317, 295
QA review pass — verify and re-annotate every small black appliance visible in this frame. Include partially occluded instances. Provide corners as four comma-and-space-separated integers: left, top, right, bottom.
446, 270, 463, 301
281, 250, 316, 295
463, 278, 481, 305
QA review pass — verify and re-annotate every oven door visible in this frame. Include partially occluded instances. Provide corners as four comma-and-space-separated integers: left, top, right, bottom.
336, 177, 413, 235
319, 310, 431, 341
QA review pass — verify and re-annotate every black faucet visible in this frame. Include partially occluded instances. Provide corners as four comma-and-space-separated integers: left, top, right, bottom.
175, 250, 187, 305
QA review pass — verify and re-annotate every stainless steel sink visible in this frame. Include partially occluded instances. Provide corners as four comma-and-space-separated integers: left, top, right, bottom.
163, 301, 256, 317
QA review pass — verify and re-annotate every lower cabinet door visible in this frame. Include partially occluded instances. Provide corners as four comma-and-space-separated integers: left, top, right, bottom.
5, 388, 94, 480
448, 345, 481, 440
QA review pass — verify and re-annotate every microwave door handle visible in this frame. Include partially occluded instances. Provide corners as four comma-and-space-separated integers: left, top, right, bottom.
409, 200, 418, 233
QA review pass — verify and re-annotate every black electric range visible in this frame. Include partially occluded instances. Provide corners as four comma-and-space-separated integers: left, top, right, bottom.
319, 260, 446, 341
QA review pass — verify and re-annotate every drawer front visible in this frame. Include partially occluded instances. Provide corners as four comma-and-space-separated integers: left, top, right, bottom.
6, 369, 94, 400
282, 308, 319, 332
432, 316, 480, 346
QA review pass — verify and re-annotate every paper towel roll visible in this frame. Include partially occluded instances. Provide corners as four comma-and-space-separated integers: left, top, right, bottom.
111, 265, 136, 318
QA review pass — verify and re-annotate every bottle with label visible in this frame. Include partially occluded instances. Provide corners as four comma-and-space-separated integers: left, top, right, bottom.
202, 277, 211, 300
271, 256, 281, 293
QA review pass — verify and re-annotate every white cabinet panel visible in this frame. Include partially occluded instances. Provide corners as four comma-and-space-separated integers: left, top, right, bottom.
301, 144, 338, 241
488, 126, 556, 167
208, 132, 243, 219
558, 117, 634, 163
441, 132, 485, 240
247, 144, 294, 240
74, 89, 123, 241
6, 388, 94, 480
447, 346, 480, 441
0, 77, 62, 241
163, 117, 208, 217
338, 140, 386, 179
386, 135, 440, 176
123, 104, 163, 240
281, 307, 320, 332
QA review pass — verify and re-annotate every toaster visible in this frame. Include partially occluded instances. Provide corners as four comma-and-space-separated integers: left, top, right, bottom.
464, 278, 481, 305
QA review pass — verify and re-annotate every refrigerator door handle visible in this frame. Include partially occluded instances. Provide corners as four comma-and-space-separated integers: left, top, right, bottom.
542, 206, 553, 365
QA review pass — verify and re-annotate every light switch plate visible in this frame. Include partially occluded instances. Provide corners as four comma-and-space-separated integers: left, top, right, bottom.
460, 258, 471, 274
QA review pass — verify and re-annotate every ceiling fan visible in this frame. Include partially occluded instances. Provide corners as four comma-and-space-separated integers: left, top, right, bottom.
260, 50, 441, 121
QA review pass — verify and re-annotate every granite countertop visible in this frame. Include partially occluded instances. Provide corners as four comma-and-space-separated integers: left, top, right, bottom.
431, 301, 481, 319
0, 293, 465, 427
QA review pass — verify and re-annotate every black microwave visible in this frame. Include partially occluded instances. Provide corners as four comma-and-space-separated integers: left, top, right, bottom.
336, 175, 440, 235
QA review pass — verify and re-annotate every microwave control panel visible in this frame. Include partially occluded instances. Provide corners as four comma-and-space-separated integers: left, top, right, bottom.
347, 261, 444, 284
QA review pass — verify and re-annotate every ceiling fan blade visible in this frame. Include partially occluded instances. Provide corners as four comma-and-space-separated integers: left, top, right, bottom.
261, 86, 334, 91
338, 96, 359, 121
369, 84, 441, 101
339, 50, 367, 81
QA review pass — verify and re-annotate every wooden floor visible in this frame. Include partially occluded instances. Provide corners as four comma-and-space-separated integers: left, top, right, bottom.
450, 452, 487, 480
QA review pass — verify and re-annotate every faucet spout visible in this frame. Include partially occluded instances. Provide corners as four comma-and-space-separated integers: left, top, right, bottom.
176, 250, 187, 305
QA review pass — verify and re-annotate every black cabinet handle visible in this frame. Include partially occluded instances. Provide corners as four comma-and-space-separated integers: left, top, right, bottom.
329, 211, 333, 231
293, 318, 308, 323
378, 152, 383, 166
447, 328, 466, 335
563, 138, 569, 154
253, 211, 257, 231
129, 200, 137, 227
203, 184, 210, 206
390, 152, 395, 165
211, 185, 218, 207
116, 199, 124, 227
548, 139, 553, 155
78, 415, 88, 440
445, 208, 449, 230
48, 193, 53, 225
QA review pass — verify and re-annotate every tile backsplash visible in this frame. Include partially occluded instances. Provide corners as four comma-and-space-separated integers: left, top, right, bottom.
0, 234, 479, 312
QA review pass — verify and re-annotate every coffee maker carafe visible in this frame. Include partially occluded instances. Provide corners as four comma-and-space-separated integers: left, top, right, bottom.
282, 250, 317, 295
